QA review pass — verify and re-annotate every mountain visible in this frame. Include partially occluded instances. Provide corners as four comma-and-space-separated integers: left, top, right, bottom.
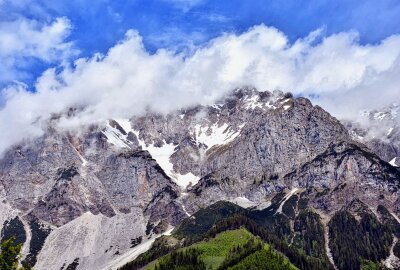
0, 88, 399, 270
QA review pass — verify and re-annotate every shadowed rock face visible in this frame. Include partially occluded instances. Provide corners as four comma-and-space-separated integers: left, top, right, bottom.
283, 141, 400, 215
0, 87, 399, 269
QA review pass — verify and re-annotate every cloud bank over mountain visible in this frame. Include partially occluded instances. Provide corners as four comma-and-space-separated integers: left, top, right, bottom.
0, 24, 400, 155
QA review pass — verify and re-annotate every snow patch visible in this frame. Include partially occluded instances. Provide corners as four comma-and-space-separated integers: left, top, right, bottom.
193, 123, 244, 151
387, 127, 394, 136
102, 122, 131, 149
389, 157, 399, 167
279, 98, 292, 110
243, 95, 276, 110
104, 119, 198, 188
131, 129, 199, 188
275, 188, 299, 214
229, 197, 257, 208
244, 95, 264, 109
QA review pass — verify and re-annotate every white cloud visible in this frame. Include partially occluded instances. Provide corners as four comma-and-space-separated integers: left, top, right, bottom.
0, 24, 400, 155
0, 16, 75, 82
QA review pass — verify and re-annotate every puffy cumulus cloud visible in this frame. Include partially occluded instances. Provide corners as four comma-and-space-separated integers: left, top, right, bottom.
1, 24, 400, 155
0, 16, 75, 82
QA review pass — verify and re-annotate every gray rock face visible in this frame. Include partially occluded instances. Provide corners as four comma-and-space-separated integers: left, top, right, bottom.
0, 123, 184, 269
284, 141, 400, 215
0, 88, 399, 269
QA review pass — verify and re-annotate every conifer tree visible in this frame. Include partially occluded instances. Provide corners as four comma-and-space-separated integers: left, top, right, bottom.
0, 237, 25, 270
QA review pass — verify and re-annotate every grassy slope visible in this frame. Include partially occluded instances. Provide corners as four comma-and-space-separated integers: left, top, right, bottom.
145, 228, 298, 270
190, 228, 253, 268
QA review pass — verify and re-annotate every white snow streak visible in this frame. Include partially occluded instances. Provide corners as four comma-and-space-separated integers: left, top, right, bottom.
275, 188, 299, 214
387, 127, 394, 136
391, 212, 400, 224
389, 157, 398, 167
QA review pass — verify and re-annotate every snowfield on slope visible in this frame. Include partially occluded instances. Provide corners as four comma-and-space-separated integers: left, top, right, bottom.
104, 119, 247, 189
193, 122, 245, 151
110, 119, 199, 188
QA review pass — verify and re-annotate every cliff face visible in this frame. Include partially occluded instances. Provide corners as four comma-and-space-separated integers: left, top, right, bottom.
0, 88, 399, 269
0, 125, 184, 269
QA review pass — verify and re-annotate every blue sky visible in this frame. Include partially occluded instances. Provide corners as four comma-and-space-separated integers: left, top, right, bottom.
1, 0, 400, 155
1, 0, 400, 88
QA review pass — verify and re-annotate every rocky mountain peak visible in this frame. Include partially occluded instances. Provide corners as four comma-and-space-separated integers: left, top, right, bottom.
0, 87, 399, 270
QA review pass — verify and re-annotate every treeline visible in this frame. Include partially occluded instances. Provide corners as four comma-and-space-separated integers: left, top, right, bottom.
153, 248, 206, 270
329, 211, 393, 270
207, 215, 334, 270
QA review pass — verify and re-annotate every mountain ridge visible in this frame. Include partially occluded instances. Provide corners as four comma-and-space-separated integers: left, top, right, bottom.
0, 88, 399, 269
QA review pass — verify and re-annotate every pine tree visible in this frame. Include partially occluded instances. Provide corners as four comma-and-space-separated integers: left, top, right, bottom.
0, 236, 24, 270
